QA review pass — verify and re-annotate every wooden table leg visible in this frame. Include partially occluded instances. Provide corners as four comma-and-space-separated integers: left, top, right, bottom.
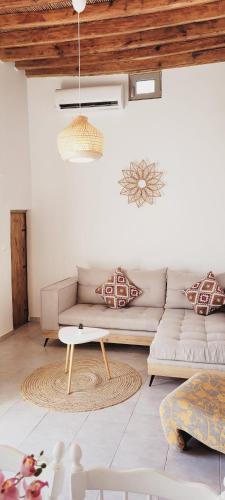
67, 344, 74, 395
100, 340, 111, 380
65, 344, 70, 374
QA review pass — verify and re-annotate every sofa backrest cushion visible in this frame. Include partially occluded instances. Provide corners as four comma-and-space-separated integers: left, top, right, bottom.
77, 267, 113, 305
77, 266, 167, 308
166, 269, 225, 309
127, 268, 167, 307
217, 272, 225, 290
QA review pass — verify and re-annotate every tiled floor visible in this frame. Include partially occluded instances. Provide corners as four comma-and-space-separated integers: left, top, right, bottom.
0, 322, 224, 499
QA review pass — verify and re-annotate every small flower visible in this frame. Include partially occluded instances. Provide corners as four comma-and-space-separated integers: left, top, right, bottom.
24, 480, 48, 500
20, 456, 37, 477
0, 473, 4, 489
0, 475, 19, 500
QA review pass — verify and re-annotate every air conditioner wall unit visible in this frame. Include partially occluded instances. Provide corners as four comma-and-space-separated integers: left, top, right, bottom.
55, 85, 125, 112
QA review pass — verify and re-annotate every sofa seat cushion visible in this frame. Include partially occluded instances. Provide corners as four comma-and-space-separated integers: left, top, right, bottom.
59, 304, 163, 332
150, 309, 225, 364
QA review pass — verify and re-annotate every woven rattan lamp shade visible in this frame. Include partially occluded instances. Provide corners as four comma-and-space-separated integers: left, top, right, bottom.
58, 115, 104, 163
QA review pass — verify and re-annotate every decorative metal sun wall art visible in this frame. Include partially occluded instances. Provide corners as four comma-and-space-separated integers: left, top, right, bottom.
119, 160, 165, 208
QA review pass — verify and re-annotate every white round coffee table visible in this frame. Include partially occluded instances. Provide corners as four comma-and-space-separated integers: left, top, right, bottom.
58, 326, 111, 394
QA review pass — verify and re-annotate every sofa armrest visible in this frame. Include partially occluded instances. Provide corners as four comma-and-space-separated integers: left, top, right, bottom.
40, 277, 77, 331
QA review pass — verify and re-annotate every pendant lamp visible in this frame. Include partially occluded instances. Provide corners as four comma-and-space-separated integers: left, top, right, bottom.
57, 0, 104, 163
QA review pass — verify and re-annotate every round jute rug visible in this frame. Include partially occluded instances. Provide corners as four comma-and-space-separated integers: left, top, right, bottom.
21, 358, 142, 412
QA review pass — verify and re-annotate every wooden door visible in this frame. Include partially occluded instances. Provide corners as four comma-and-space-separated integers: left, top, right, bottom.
11, 212, 28, 329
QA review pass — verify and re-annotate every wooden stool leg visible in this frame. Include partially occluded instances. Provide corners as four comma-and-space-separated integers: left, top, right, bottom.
67, 344, 74, 395
65, 344, 70, 374
100, 340, 111, 380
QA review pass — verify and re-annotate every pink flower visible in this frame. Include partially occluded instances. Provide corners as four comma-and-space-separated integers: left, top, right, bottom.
0, 473, 19, 500
0, 473, 4, 491
24, 480, 48, 500
20, 456, 37, 477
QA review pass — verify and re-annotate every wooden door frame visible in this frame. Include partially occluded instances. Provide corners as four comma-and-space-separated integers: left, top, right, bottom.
11, 210, 27, 213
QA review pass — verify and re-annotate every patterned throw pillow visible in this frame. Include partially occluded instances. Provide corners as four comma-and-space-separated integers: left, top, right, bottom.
95, 268, 142, 309
185, 271, 225, 316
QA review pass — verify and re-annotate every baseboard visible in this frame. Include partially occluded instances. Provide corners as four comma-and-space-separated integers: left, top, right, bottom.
0, 329, 14, 343
29, 317, 40, 323
0, 319, 40, 343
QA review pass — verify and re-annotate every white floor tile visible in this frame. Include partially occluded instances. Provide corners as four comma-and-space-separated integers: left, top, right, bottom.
0, 323, 222, 495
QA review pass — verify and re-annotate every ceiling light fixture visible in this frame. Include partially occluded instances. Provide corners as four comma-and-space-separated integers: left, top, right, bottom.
72, 0, 86, 13
57, 0, 104, 163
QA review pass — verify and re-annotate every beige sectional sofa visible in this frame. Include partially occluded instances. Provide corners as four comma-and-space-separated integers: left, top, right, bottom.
40, 267, 225, 380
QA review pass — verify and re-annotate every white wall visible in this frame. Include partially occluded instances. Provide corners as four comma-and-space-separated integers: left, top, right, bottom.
27, 63, 225, 317
0, 63, 31, 336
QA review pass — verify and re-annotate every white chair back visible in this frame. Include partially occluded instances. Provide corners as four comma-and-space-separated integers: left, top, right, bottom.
70, 444, 225, 500
0, 441, 65, 500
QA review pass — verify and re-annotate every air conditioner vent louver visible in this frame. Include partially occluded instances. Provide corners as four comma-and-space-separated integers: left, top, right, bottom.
55, 85, 124, 112
60, 100, 118, 110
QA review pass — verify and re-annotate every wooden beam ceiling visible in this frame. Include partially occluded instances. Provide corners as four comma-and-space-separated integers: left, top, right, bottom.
15, 34, 225, 70
1, 1, 225, 49
0, 0, 222, 30
0, 0, 225, 77
25, 46, 225, 77
0, 0, 220, 15
1, 17, 225, 61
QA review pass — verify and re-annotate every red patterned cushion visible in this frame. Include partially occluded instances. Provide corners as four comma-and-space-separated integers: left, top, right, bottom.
185, 271, 225, 316
95, 268, 143, 309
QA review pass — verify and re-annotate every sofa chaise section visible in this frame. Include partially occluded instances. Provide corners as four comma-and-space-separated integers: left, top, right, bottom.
148, 270, 225, 379
148, 308, 225, 378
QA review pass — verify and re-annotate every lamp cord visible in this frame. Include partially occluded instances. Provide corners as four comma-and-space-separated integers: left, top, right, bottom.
78, 12, 81, 109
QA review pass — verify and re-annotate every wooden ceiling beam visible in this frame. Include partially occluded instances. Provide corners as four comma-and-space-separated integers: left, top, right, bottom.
0, 0, 221, 16
0, 41, 77, 61
15, 34, 225, 69
2, 17, 225, 61
1, 1, 225, 48
0, 0, 222, 30
25, 45, 225, 77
